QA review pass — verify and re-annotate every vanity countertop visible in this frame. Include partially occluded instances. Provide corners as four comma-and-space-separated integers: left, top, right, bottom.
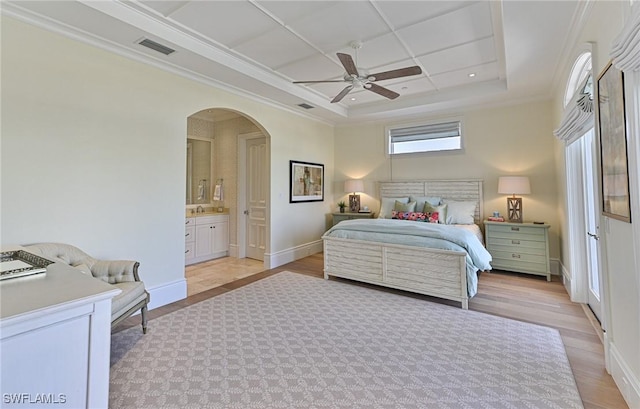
186, 209, 229, 218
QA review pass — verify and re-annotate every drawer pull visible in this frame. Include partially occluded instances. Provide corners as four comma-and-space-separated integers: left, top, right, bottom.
185, 233, 190, 237
185, 249, 190, 254
512, 253, 521, 259
511, 240, 520, 245
185, 220, 192, 225
511, 227, 520, 231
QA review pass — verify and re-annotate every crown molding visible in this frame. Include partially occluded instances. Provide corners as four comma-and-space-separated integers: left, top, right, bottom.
550, 0, 595, 95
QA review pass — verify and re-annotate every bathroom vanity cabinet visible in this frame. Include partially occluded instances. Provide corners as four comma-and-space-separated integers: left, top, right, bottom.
185, 214, 229, 265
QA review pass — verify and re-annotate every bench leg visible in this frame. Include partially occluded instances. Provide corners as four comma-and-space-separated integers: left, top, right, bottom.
141, 305, 148, 334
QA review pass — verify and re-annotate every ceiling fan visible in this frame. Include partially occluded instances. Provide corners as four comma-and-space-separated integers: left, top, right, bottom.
293, 42, 423, 103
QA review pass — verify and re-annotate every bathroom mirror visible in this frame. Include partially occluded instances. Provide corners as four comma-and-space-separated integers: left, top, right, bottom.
186, 137, 214, 205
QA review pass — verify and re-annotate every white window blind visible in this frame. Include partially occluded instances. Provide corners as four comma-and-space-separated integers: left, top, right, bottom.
554, 74, 594, 144
388, 120, 462, 154
610, 2, 640, 72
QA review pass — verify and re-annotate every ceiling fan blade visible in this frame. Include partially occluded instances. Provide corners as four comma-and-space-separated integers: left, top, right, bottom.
366, 83, 399, 100
368, 66, 422, 82
293, 80, 346, 84
331, 85, 354, 103
337, 53, 359, 76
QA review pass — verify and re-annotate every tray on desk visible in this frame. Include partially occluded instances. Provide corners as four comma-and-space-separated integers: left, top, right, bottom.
0, 250, 53, 281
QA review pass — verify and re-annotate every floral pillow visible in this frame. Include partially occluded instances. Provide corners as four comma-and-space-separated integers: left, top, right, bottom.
391, 211, 439, 223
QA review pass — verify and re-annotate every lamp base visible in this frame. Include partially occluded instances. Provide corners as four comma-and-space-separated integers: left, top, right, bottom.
506, 197, 523, 223
349, 194, 360, 212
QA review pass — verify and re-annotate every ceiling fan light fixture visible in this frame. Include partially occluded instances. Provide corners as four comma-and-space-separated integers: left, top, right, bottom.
291, 45, 422, 103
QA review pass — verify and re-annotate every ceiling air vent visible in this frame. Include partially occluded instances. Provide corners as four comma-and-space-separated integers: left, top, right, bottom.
297, 103, 315, 110
138, 38, 175, 56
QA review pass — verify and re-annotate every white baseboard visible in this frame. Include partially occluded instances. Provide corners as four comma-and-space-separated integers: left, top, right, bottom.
609, 342, 640, 408
264, 240, 323, 269
560, 262, 572, 295
550, 258, 561, 276
146, 278, 187, 310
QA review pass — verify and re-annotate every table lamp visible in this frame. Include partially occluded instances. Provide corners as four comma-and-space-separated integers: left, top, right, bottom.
498, 176, 531, 223
344, 179, 364, 212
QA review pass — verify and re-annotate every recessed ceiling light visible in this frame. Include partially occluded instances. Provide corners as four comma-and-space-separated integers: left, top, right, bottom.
468, 73, 476, 78
350, 97, 356, 101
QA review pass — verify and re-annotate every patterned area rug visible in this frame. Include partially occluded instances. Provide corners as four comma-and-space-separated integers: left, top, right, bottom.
110, 272, 583, 409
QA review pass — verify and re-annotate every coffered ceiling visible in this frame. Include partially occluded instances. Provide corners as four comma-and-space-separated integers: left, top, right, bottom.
2, 1, 589, 124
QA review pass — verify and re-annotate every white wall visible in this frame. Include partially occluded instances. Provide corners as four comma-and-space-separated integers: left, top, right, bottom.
334, 101, 561, 260
551, 1, 640, 406
1, 16, 334, 307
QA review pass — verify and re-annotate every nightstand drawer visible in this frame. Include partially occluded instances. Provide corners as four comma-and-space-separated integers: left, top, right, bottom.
331, 212, 374, 226
486, 228, 545, 243
491, 249, 547, 264
491, 255, 548, 273
486, 224, 545, 236
487, 238, 547, 251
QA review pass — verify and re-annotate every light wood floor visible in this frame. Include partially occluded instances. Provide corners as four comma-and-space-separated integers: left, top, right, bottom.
116, 254, 627, 409
185, 256, 264, 296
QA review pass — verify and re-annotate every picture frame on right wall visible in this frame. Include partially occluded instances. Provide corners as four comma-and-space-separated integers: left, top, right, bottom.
597, 61, 631, 223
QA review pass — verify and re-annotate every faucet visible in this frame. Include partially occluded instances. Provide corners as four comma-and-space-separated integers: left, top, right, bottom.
196, 205, 204, 214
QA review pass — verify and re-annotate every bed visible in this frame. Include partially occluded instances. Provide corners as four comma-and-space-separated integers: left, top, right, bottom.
322, 179, 492, 309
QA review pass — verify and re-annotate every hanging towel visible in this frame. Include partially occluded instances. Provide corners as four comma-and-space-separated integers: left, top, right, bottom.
213, 184, 223, 201
197, 181, 205, 200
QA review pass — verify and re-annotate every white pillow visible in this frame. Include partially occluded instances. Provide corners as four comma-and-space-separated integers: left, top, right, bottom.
378, 197, 409, 219
409, 196, 441, 213
444, 201, 477, 224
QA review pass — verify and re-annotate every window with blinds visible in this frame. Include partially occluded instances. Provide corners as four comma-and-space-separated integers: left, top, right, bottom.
387, 120, 462, 154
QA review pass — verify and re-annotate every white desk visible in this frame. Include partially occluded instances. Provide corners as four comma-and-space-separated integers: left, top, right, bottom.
1, 257, 120, 409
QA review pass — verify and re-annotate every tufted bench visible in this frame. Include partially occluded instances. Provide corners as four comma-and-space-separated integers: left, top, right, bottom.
24, 242, 150, 333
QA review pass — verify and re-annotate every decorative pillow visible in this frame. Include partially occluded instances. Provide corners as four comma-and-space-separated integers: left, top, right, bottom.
444, 201, 477, 224
409, 196, 442, 213
394, 200, 416, 212
423, 202, 448, 224
378, 197, 409, 219
391, 211, 439, 223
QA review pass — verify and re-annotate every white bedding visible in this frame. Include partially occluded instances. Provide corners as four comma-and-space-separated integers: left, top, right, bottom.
453, 224, 484, 244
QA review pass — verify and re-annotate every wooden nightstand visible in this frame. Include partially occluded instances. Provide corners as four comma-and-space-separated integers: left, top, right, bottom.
484, 221, 551, 281
332, 212, 374, 226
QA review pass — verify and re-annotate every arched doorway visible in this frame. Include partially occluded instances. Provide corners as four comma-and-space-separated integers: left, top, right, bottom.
184, 108, 270, 296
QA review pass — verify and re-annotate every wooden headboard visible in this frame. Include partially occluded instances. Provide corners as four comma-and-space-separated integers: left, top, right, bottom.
378, 179, 484, 224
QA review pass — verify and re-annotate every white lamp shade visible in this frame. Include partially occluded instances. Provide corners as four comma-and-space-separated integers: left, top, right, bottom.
498, 176, 531, 195
344, 179, 364, 193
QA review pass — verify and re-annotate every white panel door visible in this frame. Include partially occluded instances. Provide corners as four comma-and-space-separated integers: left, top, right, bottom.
583, 130, 603, 322
246, 137, 267, 261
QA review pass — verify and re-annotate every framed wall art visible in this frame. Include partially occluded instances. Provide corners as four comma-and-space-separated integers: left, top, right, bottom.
289, 160, 324, 203
597, 61, 631, 223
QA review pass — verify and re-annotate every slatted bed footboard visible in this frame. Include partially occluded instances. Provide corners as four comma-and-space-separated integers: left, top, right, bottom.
323, 236, 469, 309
